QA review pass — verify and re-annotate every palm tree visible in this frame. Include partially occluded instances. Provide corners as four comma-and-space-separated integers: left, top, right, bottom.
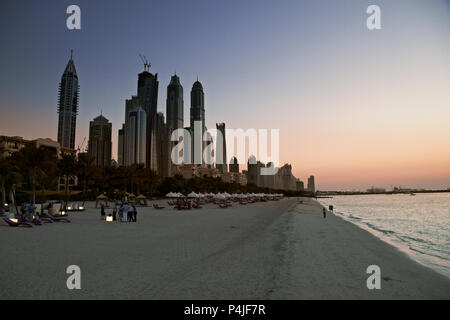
0, 150, 11, 214
7, 171, 23, 215
76, 153, 95, 205
124, 163, 145, 194
145, 168, 159, 198
14, 144, 53, 205
58, 151, 77, 209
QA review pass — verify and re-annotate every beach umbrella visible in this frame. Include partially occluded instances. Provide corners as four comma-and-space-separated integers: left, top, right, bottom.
187, 192, 198, 198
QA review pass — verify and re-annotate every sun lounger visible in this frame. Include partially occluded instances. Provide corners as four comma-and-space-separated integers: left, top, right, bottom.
153, 204, 165, 209
43, 213, 71, 223
3, 217, 33, 227
40, 217, 53, 223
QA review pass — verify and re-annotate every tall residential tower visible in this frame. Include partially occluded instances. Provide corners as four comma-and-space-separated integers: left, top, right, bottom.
57, 51, 79, 149
166, 74, 184, 130
215, 122, 227, 173
137, 66, 159, 169
190, 79, 205, 131
88, 114, 112, 166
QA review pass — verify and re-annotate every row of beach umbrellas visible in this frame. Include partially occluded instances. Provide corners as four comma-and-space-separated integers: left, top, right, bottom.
166, 192, 283, 199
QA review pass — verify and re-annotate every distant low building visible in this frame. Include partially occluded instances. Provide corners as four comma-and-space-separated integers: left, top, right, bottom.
296, 180, 305, 192
367, 187, 386, 193
0, 135, 77, 191
0, 135, 75, 159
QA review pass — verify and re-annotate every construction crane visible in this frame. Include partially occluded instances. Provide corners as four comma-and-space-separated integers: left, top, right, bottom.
77, 137, 86, 154
139, 54, 150, 71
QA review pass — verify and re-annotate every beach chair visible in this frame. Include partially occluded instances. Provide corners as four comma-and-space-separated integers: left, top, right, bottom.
3, 217, 33, 227
43, 213, 71, 223
192, 202, 202, 209
153, 204, 165, 209
40, 216, 53, 223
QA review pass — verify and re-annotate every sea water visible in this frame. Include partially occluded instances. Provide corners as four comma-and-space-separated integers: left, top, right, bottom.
319, 193, 450, 278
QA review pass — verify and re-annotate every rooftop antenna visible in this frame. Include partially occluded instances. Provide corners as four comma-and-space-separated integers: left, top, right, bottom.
139, 54, 150, 71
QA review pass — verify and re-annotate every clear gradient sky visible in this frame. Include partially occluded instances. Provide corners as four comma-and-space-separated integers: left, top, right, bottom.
1, 0, 449, 191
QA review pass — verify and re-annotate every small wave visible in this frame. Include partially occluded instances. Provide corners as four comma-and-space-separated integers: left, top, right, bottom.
400, 235, 434, 246
348, 214, 361, 220
365, 222, 395, 235
408, 245, 450, 261
408, 246, 427, 255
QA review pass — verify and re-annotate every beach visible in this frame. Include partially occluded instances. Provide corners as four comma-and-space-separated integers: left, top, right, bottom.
1, 198, 449, 299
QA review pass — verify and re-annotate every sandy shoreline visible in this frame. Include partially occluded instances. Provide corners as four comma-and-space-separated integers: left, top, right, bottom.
0, 197, 449, 299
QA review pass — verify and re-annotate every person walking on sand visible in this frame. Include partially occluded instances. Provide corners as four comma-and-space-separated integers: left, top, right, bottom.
122, 202, 130, 222
28, 203, 36, 221
132, 205, 137, 222
128, 206, 133, 222
112, 203, 117, 221
323, 207, 326, 218
100, 204, 106, 220
118, 204, 123, 222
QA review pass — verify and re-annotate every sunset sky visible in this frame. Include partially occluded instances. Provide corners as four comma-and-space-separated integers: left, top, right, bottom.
0, 0, 449, 190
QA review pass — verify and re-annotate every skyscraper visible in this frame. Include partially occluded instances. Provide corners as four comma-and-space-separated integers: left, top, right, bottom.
164, 74, 184, 177
122, 96, 139, 166
166, 74, 184, 130
190, 80, 206, 165
57, 51, 79, 149
137, 67, 159, 169
126, 106, 147, 165
247, 155, 258, 185
190, 79, 205, 131
88, 114, 112, 166
307, 175, 315, 193
118, 124, 125, 166
215, 122, 227, 173
229, 156, 239, 173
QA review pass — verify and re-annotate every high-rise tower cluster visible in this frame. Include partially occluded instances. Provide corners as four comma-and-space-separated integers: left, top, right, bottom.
50, 53, 312, 191
117, 62, 220, 178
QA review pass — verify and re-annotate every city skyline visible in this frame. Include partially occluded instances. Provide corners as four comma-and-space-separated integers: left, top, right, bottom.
1, 0, 449, 190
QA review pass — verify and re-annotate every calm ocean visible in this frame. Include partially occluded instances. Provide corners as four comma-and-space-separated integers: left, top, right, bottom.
319, 193, 450, 278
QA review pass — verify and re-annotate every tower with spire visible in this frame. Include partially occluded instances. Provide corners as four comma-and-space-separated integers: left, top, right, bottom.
166, 73, 184, 130
190, 78, 205, 132
57, 50, 79, 149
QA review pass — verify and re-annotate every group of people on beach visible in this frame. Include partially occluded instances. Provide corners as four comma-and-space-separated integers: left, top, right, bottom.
100, 202, 138, 222
323, 205, 334, 218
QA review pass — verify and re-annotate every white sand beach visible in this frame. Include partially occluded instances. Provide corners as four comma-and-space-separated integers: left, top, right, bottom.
1, 197, 449, 299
